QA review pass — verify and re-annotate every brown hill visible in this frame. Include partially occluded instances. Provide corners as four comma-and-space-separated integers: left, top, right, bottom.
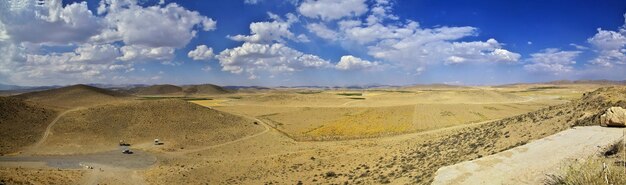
37, 99, 265, 154
182, 84, 231, 95
0, 97, 57, 154
130, 84, 184, 96
13, 84, 131, 109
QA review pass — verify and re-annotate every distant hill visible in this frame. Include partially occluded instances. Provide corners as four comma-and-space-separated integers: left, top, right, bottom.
129, 84, 184, 96
13, 84, 131, 109
0, 97, 57, 154
182, 84, 231, 95
0, 83, 28, 91
545, 80, 626, 85
496, 80, 626, 87
128, 84, 232, 96
403, 83, 469, 90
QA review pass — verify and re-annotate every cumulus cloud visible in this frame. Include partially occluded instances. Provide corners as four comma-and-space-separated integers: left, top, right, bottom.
228, 13, 306, 43
306, 23, 339, 41
588, 28, 626, 50
118, 45, 175, 61
301, 2, 520, 71
0, 0, 103, 45
94, 1, 216, 48
298, 0, 368, 21
188, 45, 215, 60
586, 26, 626, 67
523, 48, 581, 74
0, 0, 216, 84
12, 43, 132, 84
218, 12, 331, 79
335, 55, 382, 71
217, 42, 331, 79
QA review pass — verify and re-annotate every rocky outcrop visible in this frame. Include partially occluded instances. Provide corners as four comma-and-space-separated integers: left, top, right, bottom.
600, 107, 626, 127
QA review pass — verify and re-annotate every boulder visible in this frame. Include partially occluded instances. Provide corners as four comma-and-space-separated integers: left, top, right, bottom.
600, 107, 626, 127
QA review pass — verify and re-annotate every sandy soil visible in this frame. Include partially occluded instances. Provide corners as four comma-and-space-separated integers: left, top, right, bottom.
432, 126, 626, 185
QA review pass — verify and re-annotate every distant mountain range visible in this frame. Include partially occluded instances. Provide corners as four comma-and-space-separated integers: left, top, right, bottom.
1, 79, 624, 92
0, 84, 61, 91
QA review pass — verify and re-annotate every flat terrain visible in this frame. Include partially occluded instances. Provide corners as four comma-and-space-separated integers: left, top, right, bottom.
432, 126, 626, 185
203, 87, 569, 140
1, 84, 625, 184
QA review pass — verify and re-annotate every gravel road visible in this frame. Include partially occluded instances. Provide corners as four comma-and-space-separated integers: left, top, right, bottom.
0, 150, 156, 169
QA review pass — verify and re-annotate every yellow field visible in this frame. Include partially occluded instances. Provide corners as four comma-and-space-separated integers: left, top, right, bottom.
200, 86, 572, 141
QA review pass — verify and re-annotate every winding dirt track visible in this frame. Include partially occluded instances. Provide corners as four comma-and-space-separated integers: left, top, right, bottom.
432, 126, 625, 185
30, 108, 78, 150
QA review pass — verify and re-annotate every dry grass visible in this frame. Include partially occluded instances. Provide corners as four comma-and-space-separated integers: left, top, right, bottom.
0, 97, 57, 154
546, 140, 626, 185
546, 158, 626, 185
0, 167, 85, 185
255, 102, 551, 141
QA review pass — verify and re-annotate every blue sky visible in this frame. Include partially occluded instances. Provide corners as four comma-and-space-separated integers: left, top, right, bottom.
1, 0, 626, 86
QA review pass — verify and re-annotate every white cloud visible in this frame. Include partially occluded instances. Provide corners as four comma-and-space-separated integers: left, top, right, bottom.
590, 49, 626, 67
523, 48, 581, 74
586, 25, 626, 67
298, 0, 521, 73
298, 0, 368, 21
0, 0, 217, 85
587, 28, 626, 50
228, 13, 306, 43
11, 43, 132, 84
244, 0, 262, 4
569, 43, 589, 50
0, 0, 103, 45
335, 55, 382, 71
217, 42, 331, 78
94, 2, 216, 48
118, 45, 175, 61
71, 44, 121, 64
188, 45, 215, 60
306, 23, 339, 41
201, 66, 212, 72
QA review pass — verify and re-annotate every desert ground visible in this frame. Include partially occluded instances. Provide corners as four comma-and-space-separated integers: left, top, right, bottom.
0, 82, 625, 184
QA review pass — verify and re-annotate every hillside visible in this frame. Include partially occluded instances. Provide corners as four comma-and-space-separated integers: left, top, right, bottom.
36, 99, 265, 154
129, 84, 184, 96
13, 84, 131, 109
0, 97, 57, 154
355, 86, 626, 184
182, 84, 231, 95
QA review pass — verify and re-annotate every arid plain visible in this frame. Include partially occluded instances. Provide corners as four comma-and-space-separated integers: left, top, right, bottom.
0, 82, 625, 184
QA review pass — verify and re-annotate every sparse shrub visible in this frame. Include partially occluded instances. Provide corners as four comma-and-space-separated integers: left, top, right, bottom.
545, 158, 626, 185
325, 171, 337, 178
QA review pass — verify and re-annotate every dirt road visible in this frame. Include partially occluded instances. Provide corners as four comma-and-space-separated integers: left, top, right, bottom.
432, 126, 625, 185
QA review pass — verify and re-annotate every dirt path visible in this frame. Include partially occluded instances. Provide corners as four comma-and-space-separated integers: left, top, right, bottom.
432, 126, 625, 185
28, 108, 80, 152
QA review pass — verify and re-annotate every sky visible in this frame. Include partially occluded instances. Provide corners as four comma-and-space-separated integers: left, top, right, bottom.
1, 0, 626, 86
